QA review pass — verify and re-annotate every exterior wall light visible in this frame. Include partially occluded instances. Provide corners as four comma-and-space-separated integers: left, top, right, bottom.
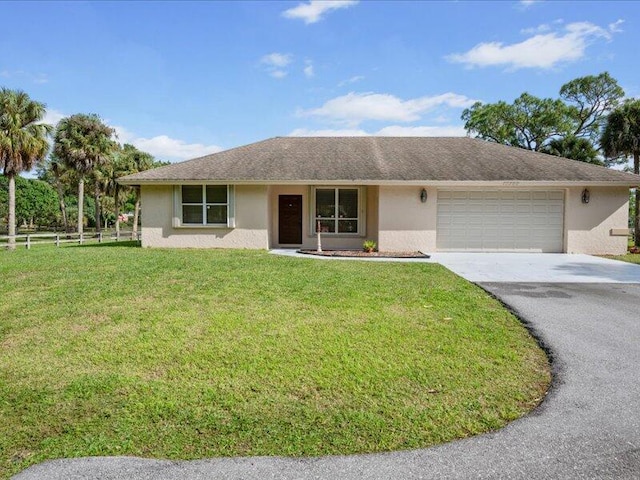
420, 188, 428, 203
581, 188, 590, 204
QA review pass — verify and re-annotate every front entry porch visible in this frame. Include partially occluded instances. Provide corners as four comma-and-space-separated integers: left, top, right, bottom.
268, 185, 379, 250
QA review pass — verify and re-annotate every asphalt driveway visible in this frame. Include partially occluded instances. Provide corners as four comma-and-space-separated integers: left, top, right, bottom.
14, 256, 640, 479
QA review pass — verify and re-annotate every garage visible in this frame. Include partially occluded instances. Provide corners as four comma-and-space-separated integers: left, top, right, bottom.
436, 190, 565, 252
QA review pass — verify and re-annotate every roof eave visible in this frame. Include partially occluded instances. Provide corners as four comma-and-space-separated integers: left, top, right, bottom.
118, 179, 640, 187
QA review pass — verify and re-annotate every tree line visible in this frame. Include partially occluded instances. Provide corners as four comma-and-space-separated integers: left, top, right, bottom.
1, 88, 164, 250
462, 72, 640, 246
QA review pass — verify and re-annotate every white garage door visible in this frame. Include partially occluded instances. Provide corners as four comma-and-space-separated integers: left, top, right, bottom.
437, 190, 564, 252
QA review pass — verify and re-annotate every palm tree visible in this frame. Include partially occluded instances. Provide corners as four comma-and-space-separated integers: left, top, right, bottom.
601, 99, 640, 247
108, 146, 135, 239
0, 88, 52, 250
120, 144, 154, 239
541, 135, 601, 165
53, 114, 115, 237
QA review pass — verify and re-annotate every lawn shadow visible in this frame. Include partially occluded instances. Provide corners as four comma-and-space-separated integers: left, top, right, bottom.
73, 240, 141, 248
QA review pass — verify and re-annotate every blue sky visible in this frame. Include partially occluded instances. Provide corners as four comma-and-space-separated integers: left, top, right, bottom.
1, 0, 638, 163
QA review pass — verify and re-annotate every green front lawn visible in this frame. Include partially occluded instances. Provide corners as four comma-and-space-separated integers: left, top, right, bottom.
0, 246, 550, 478
606, 253, 640, 264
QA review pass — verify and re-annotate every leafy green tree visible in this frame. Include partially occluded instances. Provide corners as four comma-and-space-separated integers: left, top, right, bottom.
601, 99, 640, 247
39, 155, 76, 232
15, 178, 59, 228
0, 176, 60, 230
462, 93, 573, 151
0, 88, 51, 249
462, 72, 625, 162
53, 114, 115, 236
560, 72, 625, 141
541, 136, 602, 165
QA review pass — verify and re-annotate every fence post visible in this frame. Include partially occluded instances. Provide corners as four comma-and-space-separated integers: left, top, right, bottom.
55, 234, 60, 247
98, 232, 103, 243
26, 235, 31, 250
79, 233, 83, 245
116, 230, 120, 242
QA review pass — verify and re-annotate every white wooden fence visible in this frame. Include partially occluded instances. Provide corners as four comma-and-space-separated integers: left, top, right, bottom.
1, 231, 141, 249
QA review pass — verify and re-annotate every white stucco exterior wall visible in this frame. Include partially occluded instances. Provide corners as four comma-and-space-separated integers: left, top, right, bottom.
377, 186, 437, 252
140, 185, 269, 248
564, 186, 629, 255
139, 183, 630, 255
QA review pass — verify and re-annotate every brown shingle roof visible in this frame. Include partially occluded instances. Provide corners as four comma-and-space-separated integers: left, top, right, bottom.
119, 137, 640, 185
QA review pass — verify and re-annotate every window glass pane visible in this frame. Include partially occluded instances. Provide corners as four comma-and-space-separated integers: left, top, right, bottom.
206, 205, 227, 224
316, 189, 335, 218
183, 205, 203, 224
338, 189, 358, 218
182, 185, 202, 203
338, 219, 358, 233
317, 219, 336, 233
206, 185, 227, 204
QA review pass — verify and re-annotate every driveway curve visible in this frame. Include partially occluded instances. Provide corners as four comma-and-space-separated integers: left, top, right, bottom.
14, 280, 640, 479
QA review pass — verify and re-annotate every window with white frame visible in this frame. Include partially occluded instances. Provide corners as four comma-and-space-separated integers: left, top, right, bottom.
180, 185, 230, 226
314, 187, 361, 234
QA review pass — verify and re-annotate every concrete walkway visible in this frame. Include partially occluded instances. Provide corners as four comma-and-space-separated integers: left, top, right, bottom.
14, 255, 640, 479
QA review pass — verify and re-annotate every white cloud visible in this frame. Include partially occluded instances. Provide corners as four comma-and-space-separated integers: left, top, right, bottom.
304, 60, 314, 78
375, 125, 467, 137
299, 91, 476, 126
39, 110, 219, 161
114, 126, 223, 161
261, 52, 293, 68
447, 21, 620, 70
41, 109, 66, 127
289, 128, 368, 136
132, 135, 222, 160
338, 75, 365, 87
112, 126, 134, 142
609, 19, 624, 33
520, 23, 551, 35
260, 52, 293, 79
289, 125, 466, 137
518, 0, 541, 9
282, 0, 358, 24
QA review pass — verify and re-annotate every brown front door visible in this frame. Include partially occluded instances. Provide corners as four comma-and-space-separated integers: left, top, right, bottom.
278, 195, 303, 244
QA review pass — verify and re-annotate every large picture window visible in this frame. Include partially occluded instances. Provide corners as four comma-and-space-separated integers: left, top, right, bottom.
314, 187, 361, 234
180, 185, 229, 226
